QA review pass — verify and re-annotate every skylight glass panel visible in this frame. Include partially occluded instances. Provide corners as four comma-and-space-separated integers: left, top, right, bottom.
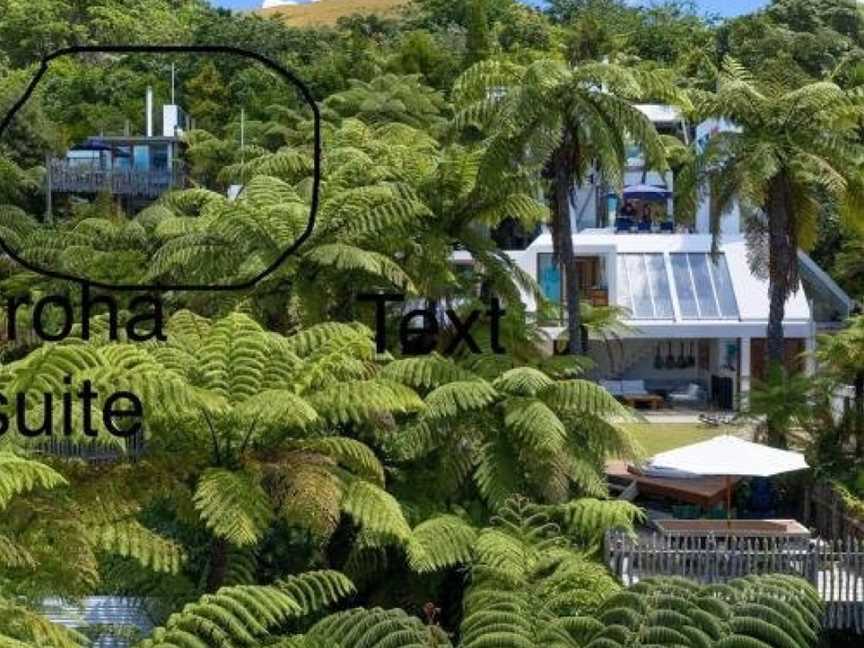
617, 254, 673, 319
625, 255, 653, 317
670, 254, 739, 320
688, 254, 720, 318
670, 254, 698, 318
646, 254, 674, 318
711, 254, 739, 318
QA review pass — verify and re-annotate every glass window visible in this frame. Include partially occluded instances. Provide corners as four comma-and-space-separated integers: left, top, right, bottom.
151, 144, 168, 171
646, 254, 674, 318
625, 255, 653, 318
688, 254, 720, 318
538, 253, 562, 304
670, 254, 739, 320
617, 253, 673, 319
710, 254, 739, 318
616, 255, 631, 313
115, 146, 132, 169
671, 254, 698, 318
133, 145, 150, 170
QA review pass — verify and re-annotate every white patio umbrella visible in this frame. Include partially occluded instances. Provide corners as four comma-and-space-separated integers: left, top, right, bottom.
646, 435, 809, 519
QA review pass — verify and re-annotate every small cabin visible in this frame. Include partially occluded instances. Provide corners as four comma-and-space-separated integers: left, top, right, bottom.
48, 90, 189, 206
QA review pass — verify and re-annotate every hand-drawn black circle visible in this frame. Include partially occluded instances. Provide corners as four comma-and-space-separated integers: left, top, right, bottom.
0, 45, 321, 292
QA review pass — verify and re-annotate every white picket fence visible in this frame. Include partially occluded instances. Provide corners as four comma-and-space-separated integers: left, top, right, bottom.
604, 531, 864, 632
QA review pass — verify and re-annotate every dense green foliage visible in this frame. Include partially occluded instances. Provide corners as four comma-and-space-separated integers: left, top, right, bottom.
0, 0, 859, 645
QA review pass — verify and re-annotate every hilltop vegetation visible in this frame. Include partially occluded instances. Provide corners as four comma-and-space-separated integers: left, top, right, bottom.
259, 0, 408, 26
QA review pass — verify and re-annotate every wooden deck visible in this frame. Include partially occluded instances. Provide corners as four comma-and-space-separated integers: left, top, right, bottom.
606, 460, 739, 508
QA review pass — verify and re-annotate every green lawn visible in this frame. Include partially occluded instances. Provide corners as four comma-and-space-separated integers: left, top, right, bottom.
622, 423, 741, 458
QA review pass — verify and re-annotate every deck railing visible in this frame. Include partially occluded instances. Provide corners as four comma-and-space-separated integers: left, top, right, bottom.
36, 436, 146, 462
48, 161, 184, 198
605, 530, 864, 632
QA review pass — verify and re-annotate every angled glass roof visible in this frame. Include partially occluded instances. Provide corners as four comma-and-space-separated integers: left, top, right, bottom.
618, 252, 739, 321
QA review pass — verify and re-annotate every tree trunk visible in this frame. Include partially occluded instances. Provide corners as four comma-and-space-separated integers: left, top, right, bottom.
855, 371, 864, 458
548, 131, 583, 355
766, 175, 796, 368
765, 174, 797, 448
206, 536, 229, 592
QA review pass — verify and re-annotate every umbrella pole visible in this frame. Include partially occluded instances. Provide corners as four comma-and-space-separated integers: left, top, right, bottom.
725, 475, 732, 525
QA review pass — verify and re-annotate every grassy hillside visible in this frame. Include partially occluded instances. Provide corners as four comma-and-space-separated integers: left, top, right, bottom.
258, 0, 408, 26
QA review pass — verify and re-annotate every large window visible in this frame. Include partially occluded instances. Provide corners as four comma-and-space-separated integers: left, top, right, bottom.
670, 253, 739, 320
616, 253, 674, 319
538, 253, 563, 304
133, 145, 150, 171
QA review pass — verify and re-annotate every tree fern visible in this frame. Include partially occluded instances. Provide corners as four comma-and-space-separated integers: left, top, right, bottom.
137, 570, 355, 648
579, 575, 823, 648
303, 607, 452, 648
387, 357, 637, 507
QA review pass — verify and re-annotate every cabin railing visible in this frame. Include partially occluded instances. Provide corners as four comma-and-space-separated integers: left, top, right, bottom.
48, 160, 185, 198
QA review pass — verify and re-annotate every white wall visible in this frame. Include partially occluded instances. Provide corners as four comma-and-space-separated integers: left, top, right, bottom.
696, 195, 741, 236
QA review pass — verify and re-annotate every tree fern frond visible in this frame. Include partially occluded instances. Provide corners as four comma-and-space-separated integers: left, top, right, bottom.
304, 243, 416, 292
276, 571, 356, 617
494, 367, 555, 396
504, 398, 566, 454
341, 479, 411, 542
554, 499, 644, 549
541, 381, 631, 419
0, 534, 35, 569
285, 322, 373, 357
305, 607, 453, 648
0, 453, 67, 510
291, 437, 385, 486
139, 584, 304, 648
379, 355, 480, 391
92, 521, 185, 574
406, 515, 478, 573
193, 469, 273, 547
308, 380, 424, 425
423, 381, 499, 418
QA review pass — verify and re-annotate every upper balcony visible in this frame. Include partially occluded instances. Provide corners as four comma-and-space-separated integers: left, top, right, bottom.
48, 136, 186, 199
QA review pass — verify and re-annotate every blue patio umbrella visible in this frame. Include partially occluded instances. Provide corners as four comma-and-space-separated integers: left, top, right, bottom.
623, 184, 671, 201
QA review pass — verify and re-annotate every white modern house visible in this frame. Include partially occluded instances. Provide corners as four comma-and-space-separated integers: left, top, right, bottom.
459, 108, 854, 410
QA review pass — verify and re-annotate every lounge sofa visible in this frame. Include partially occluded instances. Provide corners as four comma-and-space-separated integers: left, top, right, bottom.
601, 380, 649, 397
600, 380, 664, 409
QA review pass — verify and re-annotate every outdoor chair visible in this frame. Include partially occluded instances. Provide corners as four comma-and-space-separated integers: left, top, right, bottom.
660, 221, 674, 233
615, 217, 634, 233
668, 383, 704, 407
637, 221, 651, 232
